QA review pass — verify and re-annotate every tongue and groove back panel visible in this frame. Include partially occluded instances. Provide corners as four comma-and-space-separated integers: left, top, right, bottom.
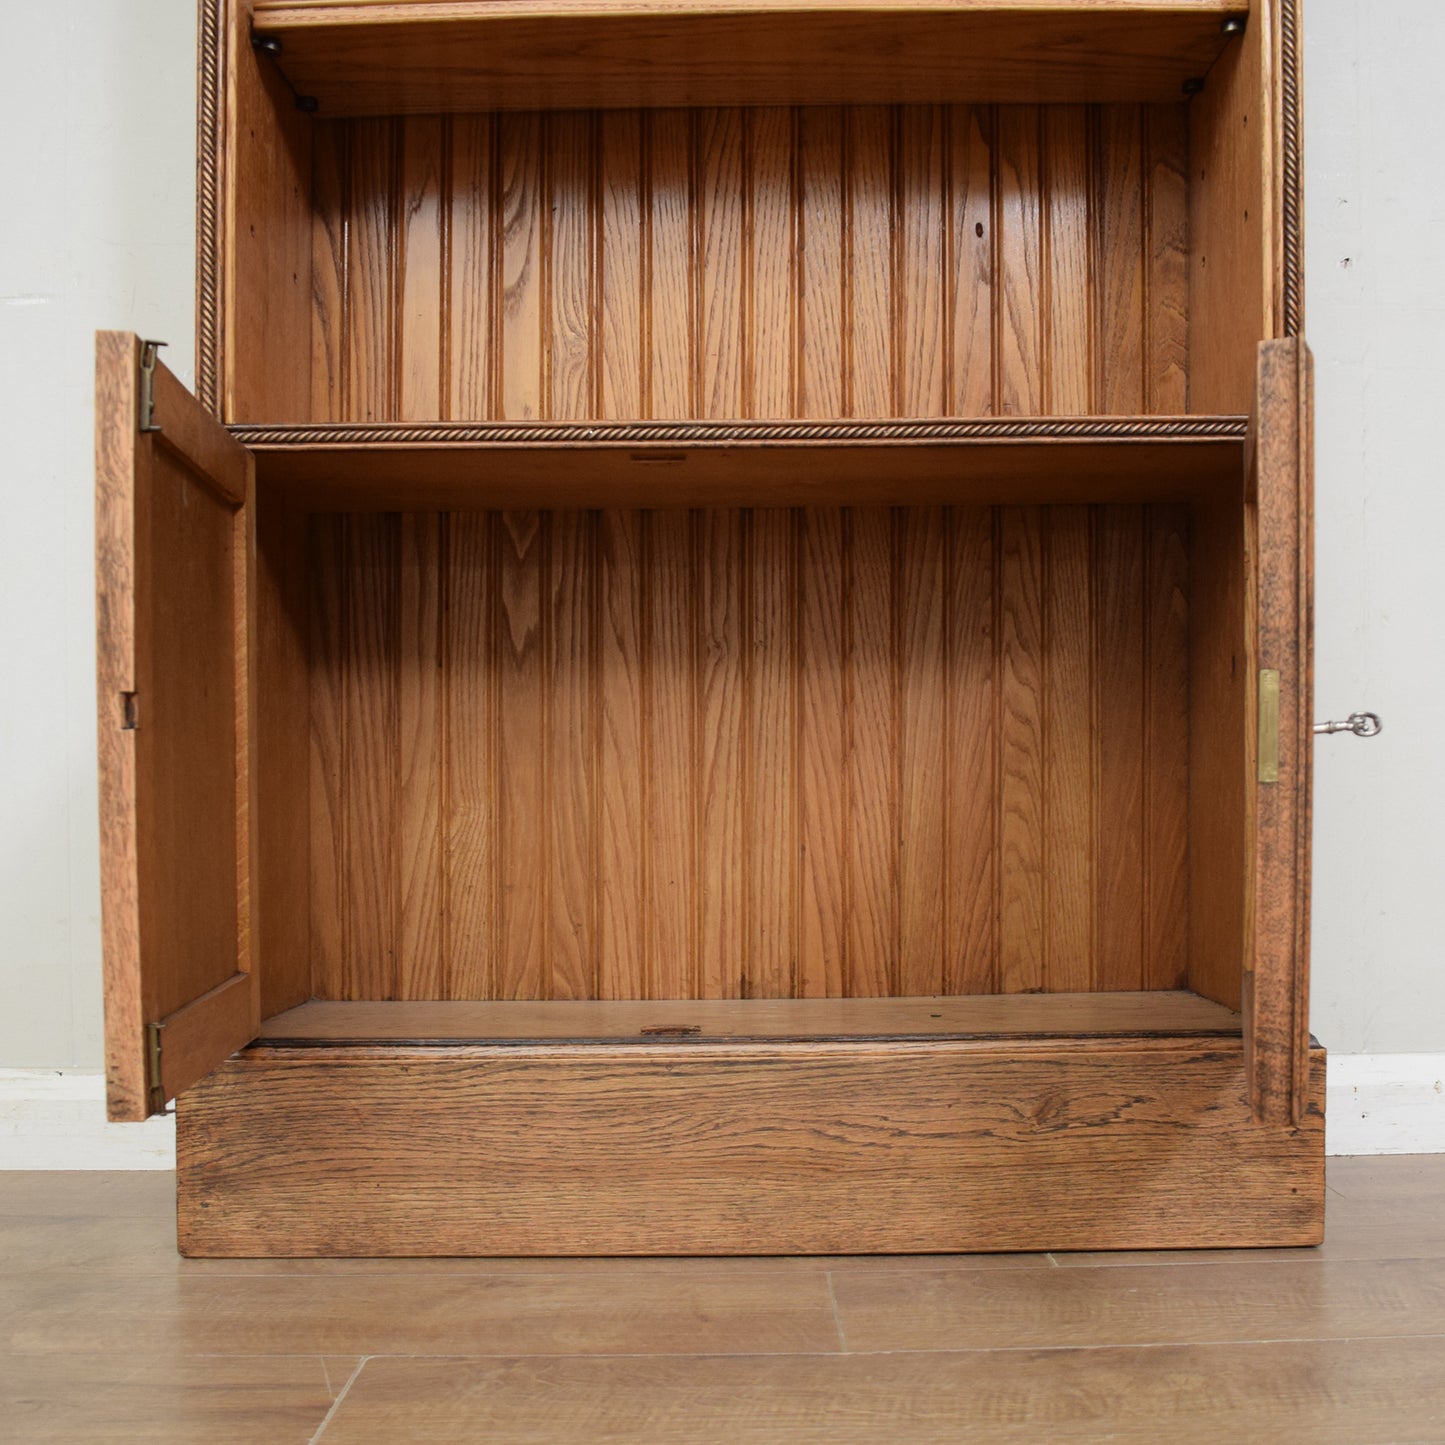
306, 503, 1190, 1003
308, 104, 1189, 423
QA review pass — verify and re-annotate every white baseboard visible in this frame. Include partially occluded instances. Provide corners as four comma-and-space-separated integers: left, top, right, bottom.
0, 1070, 174, 1169
1325, 1053, 1445, 1155
2, 1055, 1442, 1169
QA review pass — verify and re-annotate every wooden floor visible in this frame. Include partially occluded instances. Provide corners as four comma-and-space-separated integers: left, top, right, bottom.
3, 1158, 1444, 1443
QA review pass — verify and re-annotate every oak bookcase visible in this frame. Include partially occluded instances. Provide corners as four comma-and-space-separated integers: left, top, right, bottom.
95, 0, 1320, 1256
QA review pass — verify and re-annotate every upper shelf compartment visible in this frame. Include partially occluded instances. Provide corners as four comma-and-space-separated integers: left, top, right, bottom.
250, 1, 1249, 116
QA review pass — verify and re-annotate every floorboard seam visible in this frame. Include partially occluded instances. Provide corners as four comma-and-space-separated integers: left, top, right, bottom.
308, 1355, 369, 1444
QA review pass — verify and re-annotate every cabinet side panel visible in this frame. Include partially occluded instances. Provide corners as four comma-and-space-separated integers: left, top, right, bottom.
1188, 0, 1280, 411
221, 1, 313, 423
254, 488, 311, 1016
1188, 498, 1247, 1011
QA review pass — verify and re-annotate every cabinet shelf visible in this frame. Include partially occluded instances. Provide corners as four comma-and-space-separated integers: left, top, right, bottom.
240, 413, 1248, 509
258, 992, 1243, 1045
251, 1, 1245, 116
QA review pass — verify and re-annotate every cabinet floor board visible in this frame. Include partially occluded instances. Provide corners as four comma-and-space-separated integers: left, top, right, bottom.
258, 990, 1243, 1043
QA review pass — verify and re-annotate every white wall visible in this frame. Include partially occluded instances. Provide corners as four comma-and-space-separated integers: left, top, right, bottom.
0, 1, 196, 1068
0, 0, 1437, 1069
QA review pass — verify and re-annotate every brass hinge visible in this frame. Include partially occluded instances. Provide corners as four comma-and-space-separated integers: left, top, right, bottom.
1258, 668, 1281, 783
139, 339, 167, 434
146, 1021, 163, 1095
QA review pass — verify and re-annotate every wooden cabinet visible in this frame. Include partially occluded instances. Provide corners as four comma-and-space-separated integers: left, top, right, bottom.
95, 0, 1321, 1255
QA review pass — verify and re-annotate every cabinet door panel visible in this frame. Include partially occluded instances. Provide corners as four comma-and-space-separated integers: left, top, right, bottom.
95, 332, 259, 1120
1246, 338, 1315, 1125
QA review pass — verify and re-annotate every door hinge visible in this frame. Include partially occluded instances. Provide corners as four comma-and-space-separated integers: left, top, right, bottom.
146, 1021, 163, 1095
139, 339, 167, 434
1258, 669, 1281, 784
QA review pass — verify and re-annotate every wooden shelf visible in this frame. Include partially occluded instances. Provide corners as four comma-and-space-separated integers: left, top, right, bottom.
240, 415, 1248, 509
258, 991, 1242, 1044
251, 1, 1246, 116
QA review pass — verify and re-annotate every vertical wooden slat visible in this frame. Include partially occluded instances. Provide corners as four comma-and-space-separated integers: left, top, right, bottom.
1095, 105, 1146, 414
1043, 107, 1092, 415
748, 108, 795, 418
945, 508, 997, 993
399, 117, 444, 421
1146, 503, 1190, 989
498, 113, 544, 420
796, 509, 845, 997
495, 511, 547, 998
996, 107, 1043, 416
597, 511, 644, 998
308, 516, 347, 999
748, 510, 796, 997
698, 109, 745, 418
643, 510, 696, 998
1249, 340, 1315, 1124
897, 107, 947, 416
549, 113, 595, 421
845, 108, 893, 418
897, 507, 947, 995
845, 509, 894, 998
310, 122, 348, 423
347, 119, 397, 422
1146, 103, 1190, 414
646, 112, 695, 420
1094, 504, 1147, 992
446, 514, 495, 998
1043, 507, 1093, 992
343, 514, 399, 997
600, 112, 643, 419
397, 514, 445, 998
997, 506, 1044, 992
797, 108, 844, 419
950, 106, 995, 417
449, 115, 493, 420
547, 511, 596, 1000
697, 512, 746, 998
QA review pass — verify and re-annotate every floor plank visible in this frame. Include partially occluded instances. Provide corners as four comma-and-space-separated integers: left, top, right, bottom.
1, 1271, 842, 1358
831, 1256, 1445, 1351
0, 1353, 347, 1445
312, 1340, 1445, 1444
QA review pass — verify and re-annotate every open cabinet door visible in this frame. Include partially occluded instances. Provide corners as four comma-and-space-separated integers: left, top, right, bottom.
1246, 338, 1315, 1125
95, 332, 259, 1120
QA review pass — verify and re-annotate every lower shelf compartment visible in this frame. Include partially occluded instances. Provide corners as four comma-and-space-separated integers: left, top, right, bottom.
257, 991, 1243, 1044
176, 1022, 1322, 1258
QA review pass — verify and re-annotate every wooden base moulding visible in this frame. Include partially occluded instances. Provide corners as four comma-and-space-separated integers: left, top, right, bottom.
176, 1036, 1325, 1256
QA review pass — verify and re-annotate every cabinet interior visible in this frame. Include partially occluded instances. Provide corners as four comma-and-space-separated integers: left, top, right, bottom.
252, 484, 1249, 1027
232, 10, 1264, 1034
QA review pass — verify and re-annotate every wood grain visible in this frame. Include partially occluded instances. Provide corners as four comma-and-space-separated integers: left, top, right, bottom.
306, 1339, 1445, 1445
1189, 0, 1277, 413
225, 11, 312, 423
253, 486, 311, 1018
250, 3, 1239, 115
304, 104, 1189, 426
305, 504, 1195, 1002
258, 992, 1243, 1043
1247, 339, 1314, 1125
175, 1039, 1323, 1256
